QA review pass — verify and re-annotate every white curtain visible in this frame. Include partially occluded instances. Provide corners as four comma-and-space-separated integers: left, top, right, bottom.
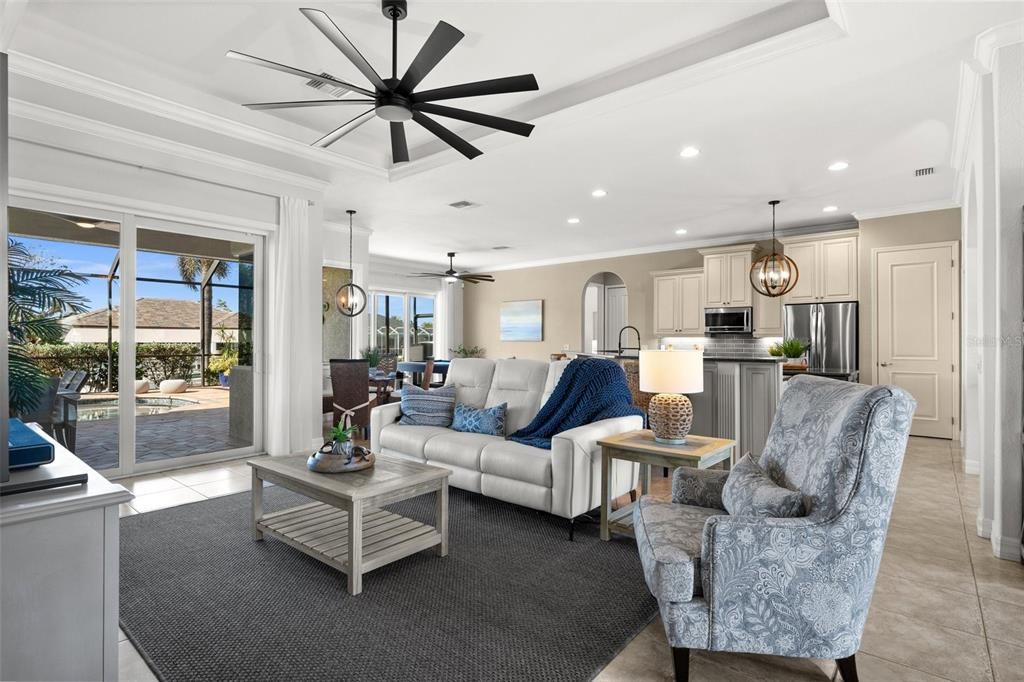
266, 196, 319, 455
435, 279, 463, 359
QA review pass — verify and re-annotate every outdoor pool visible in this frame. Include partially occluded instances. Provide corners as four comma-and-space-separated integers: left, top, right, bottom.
76, 397, 198, 421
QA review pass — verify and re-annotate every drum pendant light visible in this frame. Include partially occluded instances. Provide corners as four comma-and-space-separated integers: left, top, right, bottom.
749, 199, 799, 298
335, 209, 367, 317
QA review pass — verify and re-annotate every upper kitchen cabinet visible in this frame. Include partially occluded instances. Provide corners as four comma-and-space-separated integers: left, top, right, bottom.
699, 244, 756, 308
753, 290, 784, 337
779, 230, 859, 303
651, 268, 703, 335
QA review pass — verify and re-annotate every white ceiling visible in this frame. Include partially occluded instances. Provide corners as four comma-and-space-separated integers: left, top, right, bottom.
9, 1, 1024, 272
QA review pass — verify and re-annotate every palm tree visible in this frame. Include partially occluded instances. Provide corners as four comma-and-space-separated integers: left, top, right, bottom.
176, 257, 231, 384
8, 238, 88, 414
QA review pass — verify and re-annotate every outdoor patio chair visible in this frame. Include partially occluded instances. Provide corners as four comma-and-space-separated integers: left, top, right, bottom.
17, 376, 60, 438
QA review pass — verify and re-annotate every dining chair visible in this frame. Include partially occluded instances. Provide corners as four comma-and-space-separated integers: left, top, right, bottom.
328, 359, 374, 436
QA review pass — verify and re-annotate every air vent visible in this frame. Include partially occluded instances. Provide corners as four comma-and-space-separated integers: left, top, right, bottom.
305, 72, 349, 98
491, 246, 511, 251
448, 200, 479, 209
914, 167, 934, 177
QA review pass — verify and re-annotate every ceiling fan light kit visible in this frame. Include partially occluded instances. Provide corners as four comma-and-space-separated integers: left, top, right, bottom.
750, 200, 799, 298
229, 2, 539, 163
412, 252, 495, 285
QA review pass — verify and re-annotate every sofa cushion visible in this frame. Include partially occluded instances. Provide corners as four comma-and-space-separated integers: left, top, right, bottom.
540, 359, 571, 407
444, 358, 495, 408
399, 384, 456, 426
452, 402, 507, 436
480, 440, 552, 487
423, 431, 502, 470
722, 453, 806, 518
484, 359, 549, 433
633, 496, 720, 603
378, 424, 449, 460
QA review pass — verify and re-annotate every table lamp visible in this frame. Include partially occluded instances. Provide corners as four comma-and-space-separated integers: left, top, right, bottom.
639, 349, 704, 444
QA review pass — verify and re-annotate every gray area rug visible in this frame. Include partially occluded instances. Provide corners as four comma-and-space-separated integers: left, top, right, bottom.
120, 486, 658, 681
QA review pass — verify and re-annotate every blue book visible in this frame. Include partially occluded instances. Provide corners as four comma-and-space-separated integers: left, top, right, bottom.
8, 418, 55, 469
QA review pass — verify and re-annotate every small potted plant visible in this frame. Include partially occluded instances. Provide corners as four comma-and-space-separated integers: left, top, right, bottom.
767, 342, 784, 357
780, 338, 810, 366
450, 344, 486, 358
208, 350, 237, 387
308, 422, 374, 472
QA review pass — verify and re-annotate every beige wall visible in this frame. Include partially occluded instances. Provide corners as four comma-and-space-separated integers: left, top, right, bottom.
858, 207, 961, 383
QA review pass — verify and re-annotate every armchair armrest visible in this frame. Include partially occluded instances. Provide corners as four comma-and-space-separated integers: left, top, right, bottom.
550, 415, 643, 518
672, 467, 729, 509
369, 402, 402, 453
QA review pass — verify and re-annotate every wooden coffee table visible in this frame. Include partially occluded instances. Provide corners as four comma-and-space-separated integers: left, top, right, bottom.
248, 454, 450, 595
597, 430, 736, 541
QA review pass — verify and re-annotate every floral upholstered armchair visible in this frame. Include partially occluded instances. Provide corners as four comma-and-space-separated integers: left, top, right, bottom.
633, 375, 916, 682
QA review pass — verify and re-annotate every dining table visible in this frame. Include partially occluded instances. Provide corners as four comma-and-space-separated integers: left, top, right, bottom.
396, 360, 450, 388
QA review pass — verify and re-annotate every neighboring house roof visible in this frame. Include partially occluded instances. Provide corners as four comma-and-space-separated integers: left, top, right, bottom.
62, 298, 240, 329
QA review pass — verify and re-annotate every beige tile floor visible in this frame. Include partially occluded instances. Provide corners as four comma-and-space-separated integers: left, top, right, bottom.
112, 437, 1023, 682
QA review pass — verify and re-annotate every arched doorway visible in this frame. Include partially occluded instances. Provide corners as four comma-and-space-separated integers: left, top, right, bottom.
581, 272, 627, 354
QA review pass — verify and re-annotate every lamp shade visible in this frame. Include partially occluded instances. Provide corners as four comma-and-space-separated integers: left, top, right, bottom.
639, 349, 703, 394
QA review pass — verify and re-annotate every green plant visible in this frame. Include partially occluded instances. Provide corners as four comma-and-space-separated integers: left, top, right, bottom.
450, 344, 485, 358
208, 350, 238, 375
8, 238, 88, 414
330, 423, 358, 443
360, 346, 383, 368
780, 337, 810, 359
767, 342, 784, 357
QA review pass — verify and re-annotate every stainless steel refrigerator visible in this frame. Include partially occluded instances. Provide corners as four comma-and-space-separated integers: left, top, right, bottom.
783, 302, 859, 381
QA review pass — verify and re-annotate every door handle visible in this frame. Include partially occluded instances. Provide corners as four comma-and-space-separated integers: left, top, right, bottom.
879, 362, 890, 367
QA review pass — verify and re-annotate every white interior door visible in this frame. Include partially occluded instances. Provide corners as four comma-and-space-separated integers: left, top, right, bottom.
875, 243, 958, 438
604, 286, 628, 351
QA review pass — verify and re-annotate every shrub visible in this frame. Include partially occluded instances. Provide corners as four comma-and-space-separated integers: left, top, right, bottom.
23, 341, 201, 390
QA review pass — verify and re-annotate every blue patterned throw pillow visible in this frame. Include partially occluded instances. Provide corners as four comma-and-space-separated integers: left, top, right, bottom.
722, 453, 806, 518
452, 402, 507, 437
399, 385, 456, 427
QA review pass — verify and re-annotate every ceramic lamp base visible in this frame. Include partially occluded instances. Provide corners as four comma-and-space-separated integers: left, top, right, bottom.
648, 393, 694, 445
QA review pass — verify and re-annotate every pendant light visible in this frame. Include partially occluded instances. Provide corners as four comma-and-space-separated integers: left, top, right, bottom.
749, 199, 799, 298
335, 209, 367, 317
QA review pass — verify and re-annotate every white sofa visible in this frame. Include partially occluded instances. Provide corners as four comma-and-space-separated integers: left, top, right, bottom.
370, 358, 642, 526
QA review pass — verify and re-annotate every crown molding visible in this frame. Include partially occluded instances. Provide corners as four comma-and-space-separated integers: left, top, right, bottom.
0, 0, 28, 52
7, 50, 388, 180
851, 199, 959, 222
9, 177, 277, 234
975, 18, 1024, 73
478, 220, 858, 273
9, 99, 329, 195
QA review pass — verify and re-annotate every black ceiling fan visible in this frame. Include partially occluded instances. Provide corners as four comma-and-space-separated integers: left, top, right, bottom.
227, 1, 538, 162
411, 252, 494, 284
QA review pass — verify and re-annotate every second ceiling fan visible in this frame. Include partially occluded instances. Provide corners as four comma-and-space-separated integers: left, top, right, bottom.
228, 1, 539, 162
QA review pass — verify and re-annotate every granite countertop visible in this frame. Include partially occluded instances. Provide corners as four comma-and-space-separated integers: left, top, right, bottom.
702, 356, 787, 362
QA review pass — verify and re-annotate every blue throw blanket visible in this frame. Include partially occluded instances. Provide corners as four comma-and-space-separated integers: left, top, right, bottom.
509, 357, 643, 449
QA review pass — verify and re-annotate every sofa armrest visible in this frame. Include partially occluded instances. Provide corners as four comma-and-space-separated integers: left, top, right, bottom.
550, 415, 644, 518
672, 467, 730, 509
369, 402, 403, 453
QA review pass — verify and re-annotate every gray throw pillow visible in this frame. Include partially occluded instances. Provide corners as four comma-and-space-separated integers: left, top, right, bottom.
722, 453, 806, 518
399, 384, 457, 427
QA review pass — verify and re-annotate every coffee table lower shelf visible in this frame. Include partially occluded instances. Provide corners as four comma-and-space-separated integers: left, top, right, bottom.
258, 502, 441, 577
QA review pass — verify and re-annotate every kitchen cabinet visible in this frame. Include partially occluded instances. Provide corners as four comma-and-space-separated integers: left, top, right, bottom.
699, 244, 756, 308
779, 230, 859, 303
651, 268, 703, 335
687, 364, 718, 438
689, 360, 782, 460
740, 362, 783, 456
753, 290, 784, 337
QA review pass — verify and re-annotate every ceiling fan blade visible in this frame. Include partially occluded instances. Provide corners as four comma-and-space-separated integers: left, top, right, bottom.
244, 99, 374, 110
458, 274, 494, 282
311, 109, 376, 148
398, 21, 464, 94
413, 74, 539, 103
390, 122, 410, 163
412, 111, 482, 160
409, 273, 446, 278
225, 50, 374, 97
300, 8, 387, 92
413, 103, 534, 137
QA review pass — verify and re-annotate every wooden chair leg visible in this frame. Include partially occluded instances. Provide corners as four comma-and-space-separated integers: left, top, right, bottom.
672, 646, 689, 682
836, 654, 858, 682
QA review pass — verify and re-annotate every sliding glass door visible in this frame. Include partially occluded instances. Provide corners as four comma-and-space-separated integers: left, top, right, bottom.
6, 199, 264, 477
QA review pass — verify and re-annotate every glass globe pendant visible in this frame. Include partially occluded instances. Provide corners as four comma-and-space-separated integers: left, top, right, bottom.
750, 200, 799, 298
335, 209, 367, 317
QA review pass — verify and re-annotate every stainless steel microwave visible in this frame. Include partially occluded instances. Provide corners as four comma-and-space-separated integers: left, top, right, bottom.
704, 307, 753, 335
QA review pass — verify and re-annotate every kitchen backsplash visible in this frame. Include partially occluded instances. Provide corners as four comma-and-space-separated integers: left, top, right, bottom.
658, 335, 783, 357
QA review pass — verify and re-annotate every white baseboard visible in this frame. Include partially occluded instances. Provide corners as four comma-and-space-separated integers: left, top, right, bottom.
992, 534, 1024, 561
977, 514, 992, 538
963, 458, 980, 475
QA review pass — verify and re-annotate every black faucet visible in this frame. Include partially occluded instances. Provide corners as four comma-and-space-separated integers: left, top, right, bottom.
618, 325, 641, 356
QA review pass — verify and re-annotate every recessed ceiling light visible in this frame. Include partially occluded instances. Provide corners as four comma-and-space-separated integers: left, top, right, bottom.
828, 161, 849, 171
75, 221, 97, 229
823, 205, 838, 213
675, 228, 688, 235
567, 217, 580, 225
680, 146, 701, 158
591, 189, 607, 198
